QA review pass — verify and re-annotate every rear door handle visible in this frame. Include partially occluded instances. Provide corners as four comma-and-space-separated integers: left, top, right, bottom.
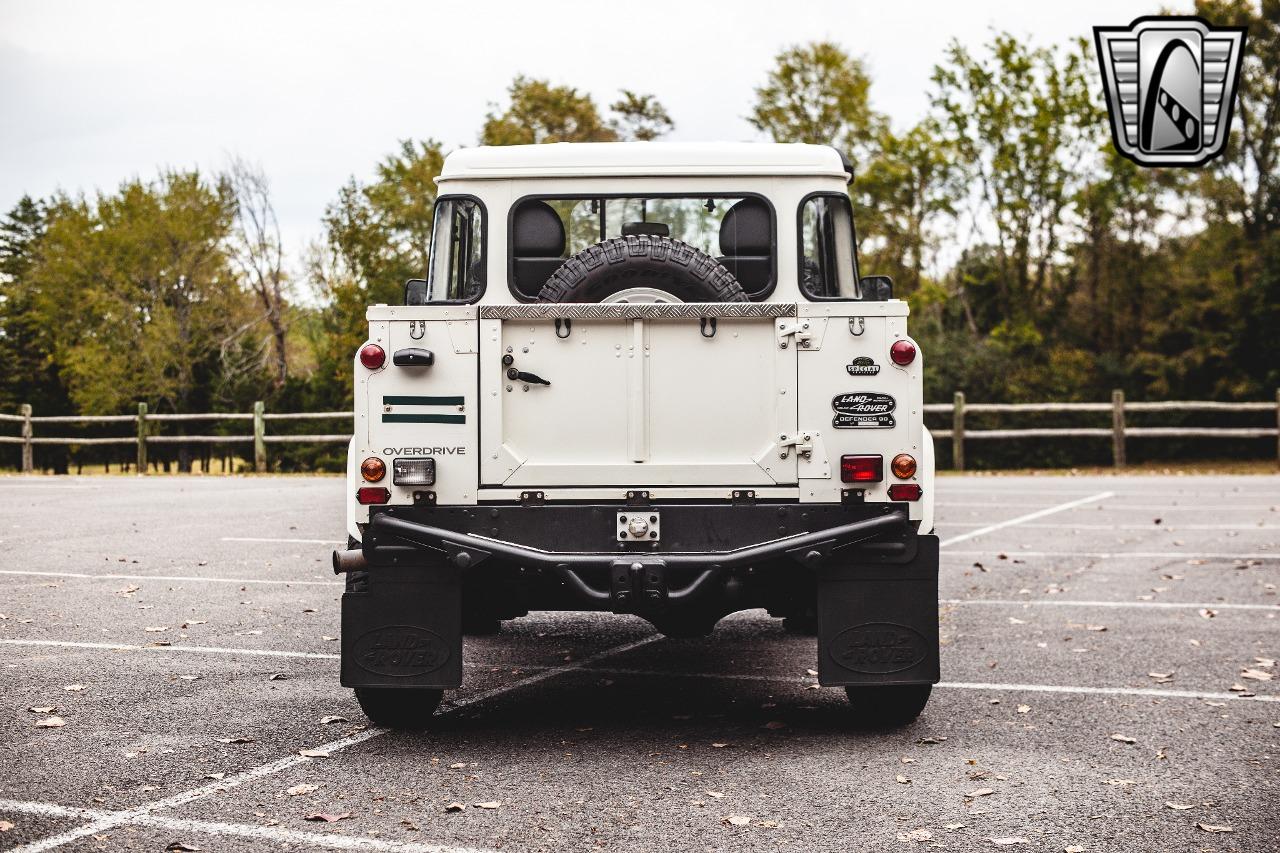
507, 368, 550, 386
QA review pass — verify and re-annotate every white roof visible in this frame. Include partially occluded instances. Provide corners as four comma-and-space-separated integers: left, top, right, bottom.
437, 142, 848, 181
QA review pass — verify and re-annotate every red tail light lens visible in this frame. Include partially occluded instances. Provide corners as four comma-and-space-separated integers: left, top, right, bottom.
359, 343, 386, 370
889, 340, 917, 366
888, 483, 923, 501
840, 454, 883, 483
356, 486, 390, 505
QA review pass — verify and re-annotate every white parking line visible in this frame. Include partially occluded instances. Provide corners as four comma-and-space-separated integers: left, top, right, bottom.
939, 491, 1114, 547
5, 634, 658, 853
222, 536, 342, 544
934, 521, 1280, 531
945, 502, 1277, 511
0, 569, 340, 586
581, 667, 1280, 703
943, 549, 1277, 560
0, 638, 341, 660
0, 800, 495, 853
945, 598, 1279, 612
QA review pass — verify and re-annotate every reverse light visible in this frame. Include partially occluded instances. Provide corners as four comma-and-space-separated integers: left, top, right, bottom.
360, 457, 386, 482
888, 483, 923, 501
392, 457, 436, 486
359, 343, 386, 370
891, 453, 917, 479
356, 486, 390, 505
889, 339, 917, 366
840, 454, 883, 483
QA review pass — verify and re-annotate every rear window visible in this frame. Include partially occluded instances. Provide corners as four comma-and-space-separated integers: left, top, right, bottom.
508, 195, 775, 300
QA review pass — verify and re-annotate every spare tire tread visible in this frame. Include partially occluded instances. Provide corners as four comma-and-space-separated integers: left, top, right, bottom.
537, 235, 748, 303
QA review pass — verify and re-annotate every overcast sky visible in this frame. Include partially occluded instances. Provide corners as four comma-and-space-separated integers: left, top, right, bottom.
2, 0, 1176, 254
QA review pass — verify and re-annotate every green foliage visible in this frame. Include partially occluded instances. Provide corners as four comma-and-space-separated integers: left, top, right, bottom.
609, 90, 675, 142
481, 76, 619, 145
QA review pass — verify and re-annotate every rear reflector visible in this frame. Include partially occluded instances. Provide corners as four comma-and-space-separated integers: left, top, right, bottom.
840, 454, 883, 483
888, 483, 923, 501
392, 457, 436, 486
356, 487, 390, 505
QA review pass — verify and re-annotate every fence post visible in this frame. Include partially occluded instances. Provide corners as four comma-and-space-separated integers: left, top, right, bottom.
1275, 388, 1279, 469
136, 402, 148, 474
1111, 389, 1126, 468
20, 403, 33, 474
952, 391, 966, 471
253, 400, 267, 473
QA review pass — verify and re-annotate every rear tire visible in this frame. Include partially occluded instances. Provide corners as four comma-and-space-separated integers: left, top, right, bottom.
844, 684, 931, 728
354, 688, 443, 730
537, 235, 747, 304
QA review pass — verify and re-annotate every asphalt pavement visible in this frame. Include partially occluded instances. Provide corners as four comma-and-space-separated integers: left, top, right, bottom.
0, 474, 1276, 852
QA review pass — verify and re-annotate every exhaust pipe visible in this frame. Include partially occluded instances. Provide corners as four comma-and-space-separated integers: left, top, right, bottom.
332, 548, 368, 575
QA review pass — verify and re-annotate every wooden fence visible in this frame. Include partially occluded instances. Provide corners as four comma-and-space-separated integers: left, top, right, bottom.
1, 390, 1278, 473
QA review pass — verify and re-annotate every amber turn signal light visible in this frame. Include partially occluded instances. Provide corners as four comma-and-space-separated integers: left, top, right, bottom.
891, 453, 917, 479
360, 457, 386, 482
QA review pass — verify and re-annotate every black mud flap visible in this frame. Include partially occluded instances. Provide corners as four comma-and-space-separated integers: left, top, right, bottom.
340, 560, 463, 690
816, 534, 939, 686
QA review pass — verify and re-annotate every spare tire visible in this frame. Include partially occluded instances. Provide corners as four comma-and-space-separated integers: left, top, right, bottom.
537, 235, 747, 303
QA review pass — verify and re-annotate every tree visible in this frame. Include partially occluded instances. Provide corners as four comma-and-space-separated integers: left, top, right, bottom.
26, 172, 255, 418
930, 33, 1100, 333
481, 77, 618, 145
610, 90, 674, 141
228, 157, 290, 388
749, 42, 882, 164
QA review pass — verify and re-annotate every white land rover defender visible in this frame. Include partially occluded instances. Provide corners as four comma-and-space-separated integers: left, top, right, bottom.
333, 143, 938, 729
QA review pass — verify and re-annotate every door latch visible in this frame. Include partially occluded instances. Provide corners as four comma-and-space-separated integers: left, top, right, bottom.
778, 432, 813, 459
777, 320, 813, 349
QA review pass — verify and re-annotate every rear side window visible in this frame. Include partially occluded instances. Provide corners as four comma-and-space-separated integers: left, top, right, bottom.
425, 197, 485, 302
799, 194, 859, 300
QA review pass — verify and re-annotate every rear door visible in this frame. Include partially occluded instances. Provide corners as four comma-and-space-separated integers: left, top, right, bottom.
479, 304, 798, 488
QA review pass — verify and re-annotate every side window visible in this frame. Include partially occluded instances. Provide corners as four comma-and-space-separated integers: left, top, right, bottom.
426, 197, 485, 302
799, 194, 859, 300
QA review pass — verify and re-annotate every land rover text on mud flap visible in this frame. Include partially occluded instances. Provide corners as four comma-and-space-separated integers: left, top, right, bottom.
332, 143, 939, 729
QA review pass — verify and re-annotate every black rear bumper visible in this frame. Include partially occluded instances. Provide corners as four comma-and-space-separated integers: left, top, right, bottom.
339, 501, 938, 691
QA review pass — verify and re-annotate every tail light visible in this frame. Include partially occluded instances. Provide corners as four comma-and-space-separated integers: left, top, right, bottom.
356, 486, 390, 505
888, 483, 923, 501
889, 339, 917, 366
359, 343, 386, 370
360, 457, 386, 482
840, 454, 883, 483
891, 453, 917, 479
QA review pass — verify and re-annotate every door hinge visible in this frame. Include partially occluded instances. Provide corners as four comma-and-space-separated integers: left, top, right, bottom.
777, 431, 814, 459
776, 320, 813, 349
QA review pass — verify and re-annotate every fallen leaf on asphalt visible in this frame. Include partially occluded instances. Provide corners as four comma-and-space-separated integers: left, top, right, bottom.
319, 715, 348, 724
1065, 846, 1084, 852
472, 801, 500, 809
762, 721, 787, 730
144, 626, 169, 632
217, 736, 254, 744
444, 802, 465, 812
1164, 802, 1195, 810
944, 823, 966, 830
1147, 672, 1174, 683
711, 742, 729, 748
1228, 684, 1250, 693
805, 669, 818, 677
965, 788, 995, 798
706, 791, 724, 798
0, 820, 14, 832
725, 815, 751, 826
287, 784, 318, 796
29, 706, 56, 714
1240, 668, 1273, 681
322, 636, 338, 642
1196, 823, 1233, 833
1109, 734, 1137, 744
35, 716, 65, 728
165, 844, 200, 852
1199, 608, 1216, 619
988, 838, 1029, 846
1254, 657, 1276, 668
448, 762, 467, 769
268, 673, 288, 681
896, 774, 911, 784
203, 773, 224, 780
1086, 625, 1107, 632
1016, 705, 1030, 714
298, 749, 330, 758
1008, 617, 1026, 624
63, 684, 86, 692
898, 829, 932, 842
917, 736, 946, 744
1104, 779, 1137, 787
304, 813, 351, 822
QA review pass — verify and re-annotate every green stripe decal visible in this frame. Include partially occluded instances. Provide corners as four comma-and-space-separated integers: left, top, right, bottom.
382, 395, 465, 406
382, 413, 466, 425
